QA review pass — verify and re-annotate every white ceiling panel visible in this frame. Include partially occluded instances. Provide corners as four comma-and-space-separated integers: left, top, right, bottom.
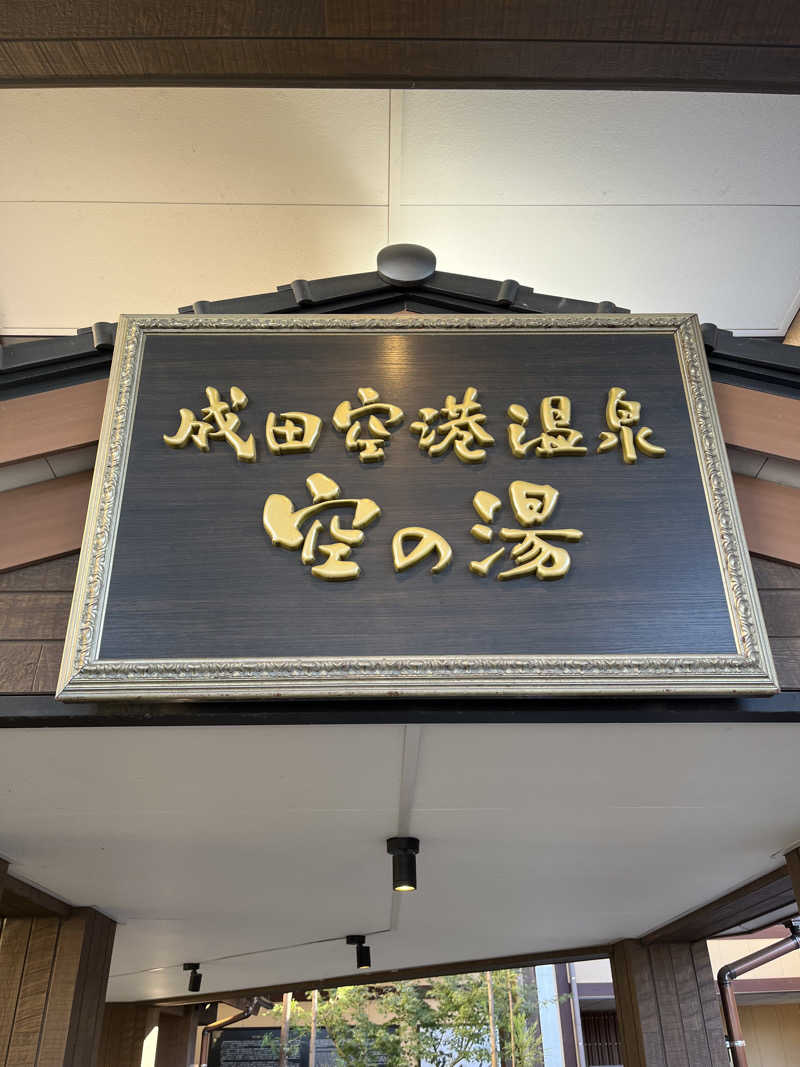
0, 203, 387, 332
389, 204, 800, 333
0, 723, 799, 1003
0, 89, 389, 206
392, 90, 800, 207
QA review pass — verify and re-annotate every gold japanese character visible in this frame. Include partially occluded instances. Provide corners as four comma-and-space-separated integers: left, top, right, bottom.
469, 480, 583, 581
163, 385, 256, 462
410, 387, 494, 463
265, 411, 322, 455
392, 527, 453, 574
332, 387, 404, 462
597, 386, 666, 464
507, 397, 587, 457
263, 473, 380, 581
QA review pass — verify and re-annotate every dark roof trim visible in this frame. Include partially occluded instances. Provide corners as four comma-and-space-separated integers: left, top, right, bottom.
2, 245, 799, 397
1, 691, 799, 729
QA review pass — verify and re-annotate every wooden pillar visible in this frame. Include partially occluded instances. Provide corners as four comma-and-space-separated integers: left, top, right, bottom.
97, 1003, 162, 1067
786, 847, 800, 908
610, 940, 728, 1067
0, 859, 8, 905
0, 907, 115, 1067
154, 1008, 199, 1067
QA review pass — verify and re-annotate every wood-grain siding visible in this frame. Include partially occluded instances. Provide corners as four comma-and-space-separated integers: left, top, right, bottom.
1, 550, 798, 694
610, 939, 728, 1067
0, 910, 115, 1067
733, 475, 800, 568
0, 473, 91, 574
0, 380, 107, 468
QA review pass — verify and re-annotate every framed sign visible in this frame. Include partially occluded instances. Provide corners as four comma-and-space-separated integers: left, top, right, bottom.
57, 314, 776, 701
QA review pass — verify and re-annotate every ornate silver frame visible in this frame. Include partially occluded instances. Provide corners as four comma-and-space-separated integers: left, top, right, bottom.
57, 314, 778, 701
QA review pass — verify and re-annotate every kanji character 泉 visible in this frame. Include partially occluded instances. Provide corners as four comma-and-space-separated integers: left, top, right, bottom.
597, 386, 666, 464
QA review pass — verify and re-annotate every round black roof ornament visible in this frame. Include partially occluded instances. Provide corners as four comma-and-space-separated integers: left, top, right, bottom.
377, 243, 436, 288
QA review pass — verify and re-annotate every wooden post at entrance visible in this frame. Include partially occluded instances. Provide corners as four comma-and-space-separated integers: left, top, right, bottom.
98, 1004, 161, 1067
611, 940, 728, 1067
0, 908, 115, 1067
154, 1008, 200, 1067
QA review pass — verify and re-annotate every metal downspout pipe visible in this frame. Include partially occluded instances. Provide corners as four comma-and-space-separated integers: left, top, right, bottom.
717, 919, 800, 1067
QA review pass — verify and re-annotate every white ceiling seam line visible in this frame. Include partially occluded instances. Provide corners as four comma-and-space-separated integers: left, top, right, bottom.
108, 726, 421, 986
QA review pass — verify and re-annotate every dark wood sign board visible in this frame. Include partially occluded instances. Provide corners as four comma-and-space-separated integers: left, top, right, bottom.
57, 315, 776, 701
209, 1027, 341, 1067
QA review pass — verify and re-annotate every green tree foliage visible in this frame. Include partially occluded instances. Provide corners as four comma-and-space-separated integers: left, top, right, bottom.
289, 970, 545, 1067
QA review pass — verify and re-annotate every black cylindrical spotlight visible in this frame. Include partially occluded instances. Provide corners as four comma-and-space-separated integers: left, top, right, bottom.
356, 943, 371, 970
183, 962, 202, 992
346, 934, 371, 970
386, 837, 420, 892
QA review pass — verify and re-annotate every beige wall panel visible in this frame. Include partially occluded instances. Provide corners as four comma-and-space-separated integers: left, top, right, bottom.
389, 204, 800, 333
739, 1004, 800, 1067
0, 89, 389, 206
392, 91, 800, 207
0, 204, 387, 331
708, 938, 800, 980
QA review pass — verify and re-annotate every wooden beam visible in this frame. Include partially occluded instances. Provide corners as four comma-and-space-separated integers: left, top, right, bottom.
733, 474, 800, 566
643, 865, 795, 944
1, 874, 72, 919
3, 2, 799, 43
0, 38, 798, 92
0, 472, 91, 573
0, 379, 106, 468
713, 383, 800, 464
786, 848, 800, 910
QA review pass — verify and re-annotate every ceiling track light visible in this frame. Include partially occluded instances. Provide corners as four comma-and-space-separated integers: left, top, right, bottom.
386, 836, 420, 892
346, 934, 371, 970
183, 962, 202, 992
